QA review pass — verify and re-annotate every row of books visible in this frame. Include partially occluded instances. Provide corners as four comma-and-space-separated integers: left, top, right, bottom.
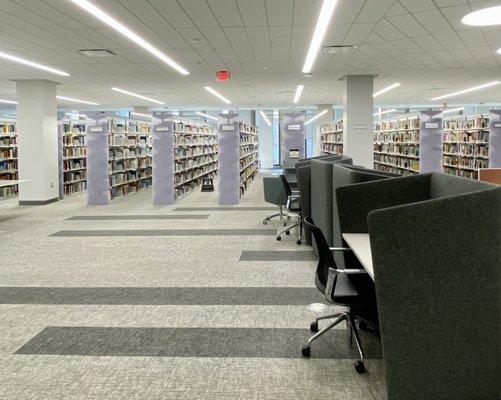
0, 136, 16, 147
374, 153, 420, 172
175, 165, 217, 188
320, 120, 343, 134
64, 170, 86, 184
108, 119, 150, 134
443, 143, 488, 158
443, 130, 489, 143
374, 143, 419, 157
1, 160, 18, 173
374, 117, 420, 132
0, 148, 17, 160
1, 123, 15, 134
0, 124, 17, 199
175, 136, 217, 146
443, 156, 489, 171
175, 155, 218, 173
173, 122, 215, 135
175, 146, 217, 159
374, 130, 420, 144
443, 116, 488, 130
175, 171, 217, 198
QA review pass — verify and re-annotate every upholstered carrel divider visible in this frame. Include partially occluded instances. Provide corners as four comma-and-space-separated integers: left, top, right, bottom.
489, 109, 501, 168
419, 109, 443, 173
151, 112, 175, 204
281, 113, 305, 170
337, 173, 500, 400
86, 113, 110, 205
218, 113, 240, 205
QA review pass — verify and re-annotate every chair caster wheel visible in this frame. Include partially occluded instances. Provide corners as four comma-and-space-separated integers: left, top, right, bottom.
285, 230, 290, 235
301, 346, 311, 358
310, 322, 318, 333
263, 220, 267, 225
355, 361, 366, 374
283, 222, 287, 226
276, 236, 281, 241
296, 240, 302, 245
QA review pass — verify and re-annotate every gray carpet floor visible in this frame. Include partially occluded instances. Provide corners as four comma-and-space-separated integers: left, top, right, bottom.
0, 173, 386, 399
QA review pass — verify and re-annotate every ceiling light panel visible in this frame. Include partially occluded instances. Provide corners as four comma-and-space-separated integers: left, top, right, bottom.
111, 87, 165, 105
0, 51, 70, 76
57, 95, 99, 105
373, 83, 401, 98
260, 111, 271, 126
293, 85, 304, 104
462, 6, 501, 26
204, 87, 231, 104
69, 0, 189, 75
195, 111, 218, 121
305, 109, 328, 125
0, 99, 18, 104
431, 81, 501, 101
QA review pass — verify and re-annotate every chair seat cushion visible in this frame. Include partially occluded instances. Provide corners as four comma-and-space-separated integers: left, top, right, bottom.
333, 273, 375, 305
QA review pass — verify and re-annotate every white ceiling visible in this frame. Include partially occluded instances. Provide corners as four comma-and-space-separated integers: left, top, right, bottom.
0, 0, 500, 110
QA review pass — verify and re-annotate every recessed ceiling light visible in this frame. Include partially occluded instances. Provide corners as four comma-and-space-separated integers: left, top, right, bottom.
260, 110, 271, 126
302, 0, 339, 73
57, 95, 99, 105
0, 51, 70, 76
462, 6, 501, 26
204, 87, 231, 104
442, 107, 465, 114
111, 87, 165, 105
497, 48, 501, 55
373, 83, 401, 98
430, 81, 501, 101
130, 111, 151, 118
305, 109, 328, 125
293, 85, 304, 104
0, 99, 18, 105
195, 111, 218, 121
69, 0, 189, 75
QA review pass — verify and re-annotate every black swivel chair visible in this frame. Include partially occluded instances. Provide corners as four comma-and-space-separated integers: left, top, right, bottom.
301, 217, 378, 374
276, 175, 302, 245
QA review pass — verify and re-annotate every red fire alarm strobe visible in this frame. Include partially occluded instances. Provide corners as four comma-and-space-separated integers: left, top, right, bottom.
217, 70, 231, 81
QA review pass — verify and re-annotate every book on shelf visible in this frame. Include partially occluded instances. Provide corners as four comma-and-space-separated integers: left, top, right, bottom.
0, 122, 18, 199
320, 120, 343, 155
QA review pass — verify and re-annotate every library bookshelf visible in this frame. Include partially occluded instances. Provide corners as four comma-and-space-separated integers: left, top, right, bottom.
442, 115, 489, 180
320, 120, 343, 155
239, 122, 259, 197
0, 121, 17, 199
60, 119, 87, 196
373, 116, 420, 176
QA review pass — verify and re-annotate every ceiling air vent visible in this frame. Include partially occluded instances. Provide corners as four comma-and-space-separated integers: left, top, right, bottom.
321, 45, 358, 55
78, 49, 115, 58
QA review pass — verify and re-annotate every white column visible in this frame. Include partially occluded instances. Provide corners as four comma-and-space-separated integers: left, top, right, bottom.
16, 80, 59, 204
314, 105, 333, 156
343, 75, 373, 167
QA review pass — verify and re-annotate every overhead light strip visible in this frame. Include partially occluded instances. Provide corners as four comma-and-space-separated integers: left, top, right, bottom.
111, 87, 165, 105
373, 108, 397, 117
130, 111, 151, 118
204, 87, 231, 104
373, 83, 401, 98
0, 98, 18, 104
69, 0, 189, 75
57, 95, 99, 105
302, 0, 339, 73
305, 109, 328, 125
260, 110, 271, 126
0, 51, 70, 76
442, 107, 465, 115
195, 111, 219, 121
431, 81, 501, 101
293, 85, 304, 104
462, 6, 501, 26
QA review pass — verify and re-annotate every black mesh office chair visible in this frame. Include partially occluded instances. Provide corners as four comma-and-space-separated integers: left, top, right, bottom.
301, 217, 378, 374
276, 175, 302, 245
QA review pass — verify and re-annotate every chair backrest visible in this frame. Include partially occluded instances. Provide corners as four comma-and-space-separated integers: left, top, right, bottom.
279, 175, 292, 197
303, 217, 335, 293
262, 176, 287, 205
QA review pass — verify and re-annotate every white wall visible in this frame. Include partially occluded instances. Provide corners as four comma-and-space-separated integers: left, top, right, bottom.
257, 112, 274, 169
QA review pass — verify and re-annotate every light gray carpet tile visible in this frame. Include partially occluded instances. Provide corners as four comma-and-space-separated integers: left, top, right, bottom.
67, 215, 210, 220
174, 207, 277, 211
50, 229, 277, 237
15, 326, 382, 359
0, 287, 322, 305
240, 251, 317, 261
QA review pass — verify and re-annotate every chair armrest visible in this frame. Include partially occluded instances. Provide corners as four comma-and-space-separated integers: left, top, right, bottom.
329, 247, 352, 252
336, 269, 367, 274
324, 267, 368, 300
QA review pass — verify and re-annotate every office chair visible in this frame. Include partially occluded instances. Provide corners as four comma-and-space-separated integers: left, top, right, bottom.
276, 175, 303, 245
262, 176, 287, 225
301, 217, 378, 374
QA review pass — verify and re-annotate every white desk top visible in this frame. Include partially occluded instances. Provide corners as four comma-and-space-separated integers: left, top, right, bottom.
342, 233, 374, 281
0, 180, 29, 188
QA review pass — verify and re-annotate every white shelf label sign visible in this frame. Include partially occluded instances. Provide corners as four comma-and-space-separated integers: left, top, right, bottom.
287, 124, 301, 131
89, 126, 103, 133
425, 122, 439, 129
156, 126, 169, 132
353, 124, 367, 130
221, 124, 235, 131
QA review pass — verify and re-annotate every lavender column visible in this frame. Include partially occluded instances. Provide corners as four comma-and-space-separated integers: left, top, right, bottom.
489, 110, 501, 168
86, 113, 109, 205
419, 110, 443, 173
218, 113, 240, 204
281, 113, 305, 169
152, 113, 175, 204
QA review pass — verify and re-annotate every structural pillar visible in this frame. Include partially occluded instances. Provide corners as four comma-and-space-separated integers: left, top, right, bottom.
16, 80, 59, 205
314, 105, 333, 156
343, 75, 373, 168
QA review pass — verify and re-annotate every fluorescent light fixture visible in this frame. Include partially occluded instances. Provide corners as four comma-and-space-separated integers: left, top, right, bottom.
0, 99, 18, 104
204, 87, 231, 104
373, 108, 397, 117
111, 87, 165, 105
0, 51, 70, 76
57, 95, 98, 105
260, 110, 271, 126
293, 85, 304, 104
305, 109, 328, 125
69, 0, 189, 75
195, 111, 218, 121
373, 83, 401, 98
431, 81, 501, 101
302, 0, 339, 73
130, 111, 151, 118
462, 6, 501, 26
497, 48, 501, 55
442, 107, 465, 115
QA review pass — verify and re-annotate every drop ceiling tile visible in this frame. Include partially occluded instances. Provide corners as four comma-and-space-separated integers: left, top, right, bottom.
385, 2, 408, 16
200, 27, 232, 49
253, 47, 272, 62
266, 0, 293, 26
271, 47, 290, 62
468, 46, 496, 58
343, 23, 375, 45
435, 31, 466, 50
247, 26, 271, 47
293, 0, 322, 25
429, 50, 455, 62
269, 26, 292, 47
356, 0, 396, 23
333, 0, 365, 24
153, 27, 192, 49
147, 0, 194, 27
233, 47, 255, 62
413, 9, 453, 34
458, 30, 487, 47
236, 0, 267, 26
390, 38, 424, 53
398, 0, 436, 12
412, 35, 444, 52
387, 14, 429, 37
439, 4, 475, 31
207, 0, 243, 27
222, 27, 251, 47
373, 19, 406, 41
176, 0, 219, 28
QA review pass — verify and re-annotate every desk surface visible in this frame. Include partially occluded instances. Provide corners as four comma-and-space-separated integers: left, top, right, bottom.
342, 233, 374, 280
0, 180, 29, 188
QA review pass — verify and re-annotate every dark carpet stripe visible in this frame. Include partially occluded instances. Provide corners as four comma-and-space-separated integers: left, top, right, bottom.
240, 251, 316, 261
67, 215, 210, 221
50, 229, 276, 237
15, 326, 382, 359
173, 207, 277, 211
0, 287, 322, 305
